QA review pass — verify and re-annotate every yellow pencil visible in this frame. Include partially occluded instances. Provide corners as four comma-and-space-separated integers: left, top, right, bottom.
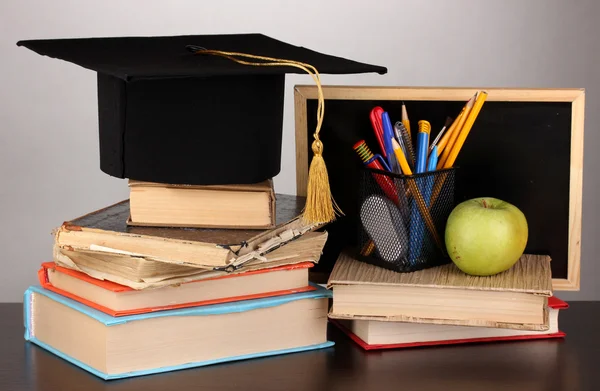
392, 138, 413, 175
436, 109, 464, 156
437, 95, 475, 169
443, 91, 488, 168
401, 102, 411, 144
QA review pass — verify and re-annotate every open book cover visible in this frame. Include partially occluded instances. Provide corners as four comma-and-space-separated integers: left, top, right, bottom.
38, 261, 316, 317
53, 230, 328, 289
54, 194, 323, 268
330, 297, 568, 350
24, 285, 334, 380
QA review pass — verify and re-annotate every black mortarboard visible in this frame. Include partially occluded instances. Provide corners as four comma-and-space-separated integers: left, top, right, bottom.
17, 34, 387, 186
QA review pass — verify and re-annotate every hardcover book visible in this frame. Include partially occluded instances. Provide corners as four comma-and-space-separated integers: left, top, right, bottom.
328, 252, 553, 331
24, 285, 333, 380
128, 179, 276, 229
54, 194, 321, 268
330, 297, 567, 350
39, 261, 316, 316
53, 230, 328, 289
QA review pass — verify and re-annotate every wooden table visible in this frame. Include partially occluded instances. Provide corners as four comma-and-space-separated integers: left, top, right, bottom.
1, 302, 598, 390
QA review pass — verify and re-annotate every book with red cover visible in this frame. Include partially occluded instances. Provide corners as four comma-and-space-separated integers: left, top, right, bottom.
38, 261, 316, 317
330, 297, 568, 350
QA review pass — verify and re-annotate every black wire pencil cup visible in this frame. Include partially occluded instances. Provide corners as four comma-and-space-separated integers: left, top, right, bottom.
354, 166, 456, 273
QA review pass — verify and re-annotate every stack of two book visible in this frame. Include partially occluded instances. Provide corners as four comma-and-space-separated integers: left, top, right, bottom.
327, 252, 567, 350
26, 183, 333, 380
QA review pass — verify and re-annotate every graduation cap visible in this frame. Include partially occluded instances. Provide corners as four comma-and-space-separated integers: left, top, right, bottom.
17, 34, 387, 223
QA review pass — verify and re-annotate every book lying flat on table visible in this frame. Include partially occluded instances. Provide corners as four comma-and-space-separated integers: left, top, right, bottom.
330, 297, 567, 350
39, 261, 316, 316
54, 194, 319, 268
128, 179, 276, 229
328, 252, 553, 331
53, 231, 328, 289
24, 285, 333, 380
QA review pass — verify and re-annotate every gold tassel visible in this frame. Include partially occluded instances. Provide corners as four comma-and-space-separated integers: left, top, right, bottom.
190, 47, 341, 224
304, 138, 342, 224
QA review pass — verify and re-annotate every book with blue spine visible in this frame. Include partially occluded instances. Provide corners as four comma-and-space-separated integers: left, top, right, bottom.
24, 284, 333, 380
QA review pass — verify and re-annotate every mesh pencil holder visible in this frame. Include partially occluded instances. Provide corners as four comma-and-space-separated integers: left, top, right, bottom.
354, 167, 457, 273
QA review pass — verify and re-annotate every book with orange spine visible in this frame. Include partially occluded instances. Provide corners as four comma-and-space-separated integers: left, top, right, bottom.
38, 261, 315, 317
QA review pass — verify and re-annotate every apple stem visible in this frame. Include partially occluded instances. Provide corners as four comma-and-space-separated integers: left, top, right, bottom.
482, 199, 488, 208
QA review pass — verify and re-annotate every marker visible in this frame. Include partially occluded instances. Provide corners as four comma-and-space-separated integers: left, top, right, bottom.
353, 140, 399, 203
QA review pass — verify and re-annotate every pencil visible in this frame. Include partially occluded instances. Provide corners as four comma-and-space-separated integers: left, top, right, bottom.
392, 138, 413, 175
401, 102, 411, 144
436, 110, 464, 156
437, 95, 475, 169
443, 91, 488, 168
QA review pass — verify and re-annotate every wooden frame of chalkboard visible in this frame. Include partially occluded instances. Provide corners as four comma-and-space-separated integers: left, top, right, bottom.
294, 86, 584, 291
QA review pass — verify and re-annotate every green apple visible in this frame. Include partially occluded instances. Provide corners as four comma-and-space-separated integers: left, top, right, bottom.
445, 197, 528, 276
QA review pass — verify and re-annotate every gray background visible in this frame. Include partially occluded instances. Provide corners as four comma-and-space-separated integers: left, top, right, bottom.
0, 0, 598, 302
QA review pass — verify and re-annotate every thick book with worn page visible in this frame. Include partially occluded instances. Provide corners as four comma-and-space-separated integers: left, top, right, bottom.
38, 261, 316, 316
54, 194, 321, 268
330, 297, 567, 350
328, 252, 553, 331
24, 285, 333, 380
53, 231, 328, 289
128, 179, 276, 229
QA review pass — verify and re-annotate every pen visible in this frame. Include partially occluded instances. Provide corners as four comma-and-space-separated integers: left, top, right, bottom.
369, 107, 387, 158
415, 120, 431, 173
382, 112, 401, 173
393, 121, 407, 155
394, 121, 416, 169
412, 145, 440, 260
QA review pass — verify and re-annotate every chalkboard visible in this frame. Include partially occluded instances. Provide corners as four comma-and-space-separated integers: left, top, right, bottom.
295, 87, 584, 290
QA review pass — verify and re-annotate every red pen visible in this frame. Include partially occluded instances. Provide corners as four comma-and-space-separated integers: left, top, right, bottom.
370, 107, 387, 158
353, 140, 399, 204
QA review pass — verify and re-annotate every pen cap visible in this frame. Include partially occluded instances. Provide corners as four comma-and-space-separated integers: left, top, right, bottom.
18, 34, 386, 185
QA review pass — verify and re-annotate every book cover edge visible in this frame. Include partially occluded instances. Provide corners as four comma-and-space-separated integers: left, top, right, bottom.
25, 284, 333, 325
329, 318, 565, 351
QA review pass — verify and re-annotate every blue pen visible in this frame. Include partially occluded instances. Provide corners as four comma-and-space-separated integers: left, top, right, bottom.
382, 112, 402, 174
408, 121, 432, 264
427, 146, 439, 172
410, 146, 439, 262
415, 121, 431, 173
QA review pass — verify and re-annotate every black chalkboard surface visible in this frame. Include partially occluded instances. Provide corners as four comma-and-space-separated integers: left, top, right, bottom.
295, 87, 584, 289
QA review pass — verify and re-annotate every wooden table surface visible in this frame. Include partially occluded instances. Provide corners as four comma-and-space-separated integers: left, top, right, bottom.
1, 302, 598, 391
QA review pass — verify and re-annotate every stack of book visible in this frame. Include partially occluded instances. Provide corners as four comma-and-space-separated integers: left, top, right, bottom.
25, 185, 333, 380
17, 32, 388, 380
327, 252, 567, 350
